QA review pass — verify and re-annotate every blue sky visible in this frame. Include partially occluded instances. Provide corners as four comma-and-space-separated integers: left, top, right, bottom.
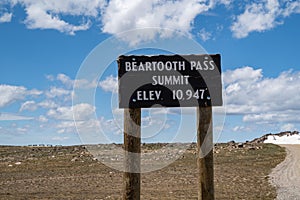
0, 0, 300, 145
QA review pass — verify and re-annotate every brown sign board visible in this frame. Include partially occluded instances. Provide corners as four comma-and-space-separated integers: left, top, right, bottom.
118, 54, 222, 108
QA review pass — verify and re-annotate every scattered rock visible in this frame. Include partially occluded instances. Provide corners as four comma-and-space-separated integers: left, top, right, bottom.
71, 157, 78, 162
247, 146, 256, 150
237, 143, 244, 148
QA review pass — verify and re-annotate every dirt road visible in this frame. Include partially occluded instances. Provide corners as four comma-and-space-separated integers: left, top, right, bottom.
270, 145, 300, 200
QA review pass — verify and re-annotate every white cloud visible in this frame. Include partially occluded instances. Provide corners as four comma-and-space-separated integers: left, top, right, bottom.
47, 103, 96, 121
232, 126, 251, 132
56, 73, 98, 89
217, 0, 232, 6
38, 100, 58, 109
101, 0, 216, 45
20, 100, 59, 112
282, 1, 300, 17
45, 87, 71, 98
224, 67, 300, 125
73, 103, 96, 120
50, 73, 98, 89
0, 12, 12, 23
141, 115, 171, 131
1, 0, 298, 40
150, 107, 179, 115
112, 108, 123, 116
17, 127, 28, 133
243, 113, 276, 123
20, 100, 37, 111
99, 75, 118, 93
75, 79, 98, 89
55, 120, 76, 134
243, 111, 300, 124
52, 136, 70, 141
98, 117, 121, 135
37, 115, 48, 123
0, 85, 27, 107
198, 28, 212, 41
46, 74, 55, 81
0, 112, 33, 121
13, 0, 106, 35
56, 73, 73, 88
24, 7, 90, 35
0, 84, 42, 108
55, 118, 103, 134
231, 0, 300, 38
280, 123, 296, 132
1, 0, 233, 41
223, 66, 262, 85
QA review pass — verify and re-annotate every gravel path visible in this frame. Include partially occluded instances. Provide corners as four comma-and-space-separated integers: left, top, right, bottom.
269, 145, 300, 200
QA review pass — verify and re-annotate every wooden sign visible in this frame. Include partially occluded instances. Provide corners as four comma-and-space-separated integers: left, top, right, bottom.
118, 54, 221, 200
118, 54, 222, 108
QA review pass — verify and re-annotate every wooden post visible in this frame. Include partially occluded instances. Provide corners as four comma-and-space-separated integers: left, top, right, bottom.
197, 106, 214, 200
123, 108, 141, 200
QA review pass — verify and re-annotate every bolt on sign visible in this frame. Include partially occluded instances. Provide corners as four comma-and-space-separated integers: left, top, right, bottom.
118, 54, 222, 108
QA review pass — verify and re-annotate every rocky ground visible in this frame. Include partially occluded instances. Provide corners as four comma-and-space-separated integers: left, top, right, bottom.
0, 142, 286, 199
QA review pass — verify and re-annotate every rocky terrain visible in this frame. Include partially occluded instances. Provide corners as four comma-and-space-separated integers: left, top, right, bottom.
0, 142, 286, 199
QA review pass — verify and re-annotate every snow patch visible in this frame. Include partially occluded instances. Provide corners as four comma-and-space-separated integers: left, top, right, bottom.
264, 133, 300, 144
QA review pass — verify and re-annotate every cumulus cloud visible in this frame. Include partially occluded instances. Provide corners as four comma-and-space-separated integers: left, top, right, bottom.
55, 118, 102, 134
55, 120, 77, 134
20, 100, 59, 112
38, 100, 58, 109
98, 75, 118, 93
1, 0, 299, 40
0, 12, 12, 23
56, 73, 74, 88
231, 0, 300, 38
0, 1, 91, 34
198, 28, 212, 41
282, 1, 300, 16
100, 0, 233, 44
12, 0, 105, 35
0, 0, 233, 43
47, 103, 96, 121
24, 5, 91, 35
45, 87, 71, 99
48, 73, 98, 89
224, 67, 300, 125
223, 66, 263, 85
0, 84, 42, 108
